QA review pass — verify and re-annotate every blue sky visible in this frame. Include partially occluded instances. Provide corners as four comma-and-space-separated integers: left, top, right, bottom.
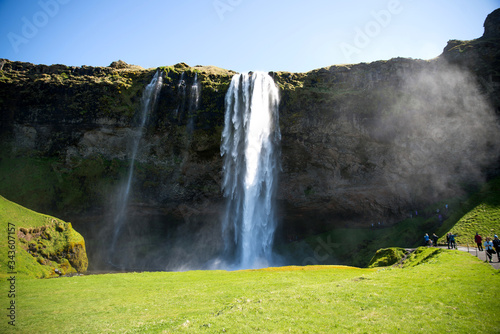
0, 0, 498, 73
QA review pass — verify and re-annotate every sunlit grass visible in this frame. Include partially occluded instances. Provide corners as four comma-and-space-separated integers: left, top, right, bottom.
5, 250, 499, 333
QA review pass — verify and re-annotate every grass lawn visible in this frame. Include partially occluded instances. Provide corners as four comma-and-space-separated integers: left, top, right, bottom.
3, 249, 499, 333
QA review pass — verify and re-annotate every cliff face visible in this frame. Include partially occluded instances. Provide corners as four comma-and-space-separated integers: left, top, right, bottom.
1, 10, 499, 269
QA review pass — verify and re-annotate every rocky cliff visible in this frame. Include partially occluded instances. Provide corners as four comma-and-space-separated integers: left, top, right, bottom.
1, 10, 499, 269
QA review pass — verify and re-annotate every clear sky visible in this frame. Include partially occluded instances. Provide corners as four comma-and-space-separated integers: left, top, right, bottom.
0, 0, 498, 73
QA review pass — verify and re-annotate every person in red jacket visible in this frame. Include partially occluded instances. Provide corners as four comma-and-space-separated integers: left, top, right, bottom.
475, 232, 483, 251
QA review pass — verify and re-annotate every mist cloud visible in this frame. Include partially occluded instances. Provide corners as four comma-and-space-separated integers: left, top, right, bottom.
375, 61, 500, 202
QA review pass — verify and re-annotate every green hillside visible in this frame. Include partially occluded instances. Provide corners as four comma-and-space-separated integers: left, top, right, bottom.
0, 195, 88, 278
436, 177, 500, 246
284, 177, 500, 267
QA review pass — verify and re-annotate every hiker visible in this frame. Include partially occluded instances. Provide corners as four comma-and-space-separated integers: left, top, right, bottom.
493, 235, 500, 262
474, 232, 483, 251
432, 233, 438, 247
484, 237, 495, 263
424, 233, 430, 246
449, 233, 457, 249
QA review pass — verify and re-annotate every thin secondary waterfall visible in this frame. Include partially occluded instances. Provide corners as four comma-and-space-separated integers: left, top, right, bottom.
189, 72, 201, 112
220, 71, 281, 269
187, 73, 201, 132
109, 70, 163, 262
175, 72, 186, 117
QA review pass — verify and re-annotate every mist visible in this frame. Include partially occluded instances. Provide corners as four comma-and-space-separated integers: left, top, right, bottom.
374, 60, 500, 204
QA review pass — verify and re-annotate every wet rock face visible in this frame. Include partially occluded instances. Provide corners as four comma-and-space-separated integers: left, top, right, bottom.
0, 11, 499, 236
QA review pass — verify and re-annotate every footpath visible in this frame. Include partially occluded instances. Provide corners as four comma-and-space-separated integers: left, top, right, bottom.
440, 245, 500, 270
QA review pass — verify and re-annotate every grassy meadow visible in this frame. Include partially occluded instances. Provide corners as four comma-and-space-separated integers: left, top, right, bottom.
1, 177, 499, 333
2, 249, 499, 333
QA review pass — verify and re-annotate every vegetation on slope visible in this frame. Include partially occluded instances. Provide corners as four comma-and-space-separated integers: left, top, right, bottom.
368, 247, 407, 268
437, 177, 500, 246
282, 176, 500, 268
4, 250, 498, 333
0, 195, 88, 278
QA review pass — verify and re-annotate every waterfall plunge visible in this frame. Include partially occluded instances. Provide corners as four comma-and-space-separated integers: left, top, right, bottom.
109, 70, 163, 265
221, 72, 281, 269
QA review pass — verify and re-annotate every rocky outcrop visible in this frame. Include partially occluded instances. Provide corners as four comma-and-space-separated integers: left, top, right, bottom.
0, 11, 499, 269
0, 195, 87, 278
483, 8, 500, 39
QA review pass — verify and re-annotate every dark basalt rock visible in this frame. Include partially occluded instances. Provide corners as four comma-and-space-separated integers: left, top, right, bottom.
0, 10, 499, 269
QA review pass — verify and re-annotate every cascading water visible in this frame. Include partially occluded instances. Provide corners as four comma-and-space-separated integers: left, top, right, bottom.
187, 72, 201, 132
109, 70, 163, 265
220, 71, 281, 269
175, 72, 186, 117
189, 72, 201, 112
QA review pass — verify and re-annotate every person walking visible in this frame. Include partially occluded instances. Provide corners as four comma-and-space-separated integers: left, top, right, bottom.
484, 237, 495, 263
450, 233, 457, 249
446, 233, 451, 249
432, 233, 439, 247
493, 235, 500, 262
475, 232, 483, 251
424, 233, 430, 246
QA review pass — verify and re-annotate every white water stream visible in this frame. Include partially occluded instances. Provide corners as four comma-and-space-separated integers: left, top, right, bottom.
220, 72, 281, 269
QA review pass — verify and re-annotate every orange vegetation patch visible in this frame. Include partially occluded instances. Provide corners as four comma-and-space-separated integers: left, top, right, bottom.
240, 265, 376, 272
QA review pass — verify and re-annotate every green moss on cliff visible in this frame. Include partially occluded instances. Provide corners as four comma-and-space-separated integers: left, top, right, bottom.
0, 148, 127, 214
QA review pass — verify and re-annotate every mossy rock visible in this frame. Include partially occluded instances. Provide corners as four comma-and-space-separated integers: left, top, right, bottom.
0, 195, 88, 278
368, 247, 406, 268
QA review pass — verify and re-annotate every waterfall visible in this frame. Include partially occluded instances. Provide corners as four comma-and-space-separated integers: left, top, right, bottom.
220, 71, 281, 269
189, 72, 201, 112
187, 73, 201, 132
109, 70, 163, 264
175, 72, 186, 117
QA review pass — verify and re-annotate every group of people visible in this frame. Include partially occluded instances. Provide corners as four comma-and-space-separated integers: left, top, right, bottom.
475, 233, 500, 263
423, 232, 457, 248
423, 232, 500, 263
423, 233, 439, 247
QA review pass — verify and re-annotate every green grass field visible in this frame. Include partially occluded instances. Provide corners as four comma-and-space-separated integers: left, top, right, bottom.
2, 249, 499, 333
1, 175, 499, 333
